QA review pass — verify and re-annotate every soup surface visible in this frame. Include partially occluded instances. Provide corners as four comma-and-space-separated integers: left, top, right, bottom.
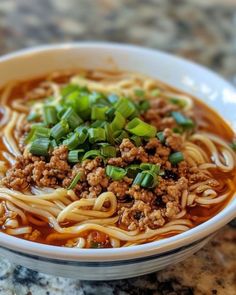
0, 70, 235, 248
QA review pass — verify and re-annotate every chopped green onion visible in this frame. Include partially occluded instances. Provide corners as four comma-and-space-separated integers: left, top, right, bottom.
169, 98, 187, 108
25, 126, 50, 144
230, 141, 236, 151
61, 107, 83, 129
61, 84, 81, 97
50, 120, 69, 140
43, 106, 58, 126
105, 107, 116, 121
157, 131, 165, 143
133, 172, 145, 186
90, 120, 106, 128
169, 152, 184, 165
82, 150, 101, 160
29, 138, 50, 156
110, 111, 126, 131
151, 89, 160, 97
172, 127, 183, 134
140, 163, 160, 174
114, 130, 129, 144
115, 98, 136, 118
56, 105, 67, 119
76, 95, 91, 120
106, 165, 126, 180
24, 129, 36, 144
133, 171, 157, 188
108, 94, 118, 104
138, 100, 150, 112
88, 128, 106, 143
91, 105, 109, 121
134, 89, 145, 97
75, 126, 88, 144
27, 112, 40, 122
63, 132, 79, 150
126, 118, 157, 138
68, 149, 84, 163
50, 139, 58, 149
126, 164, 141, 178
101, 145, 116, 158
67, 172, 81, 189
131, 135, 142, 147
172, 112, 195, 129
89, 92, 105, 105
34, 126, 50, 138
104, 123, 115, 145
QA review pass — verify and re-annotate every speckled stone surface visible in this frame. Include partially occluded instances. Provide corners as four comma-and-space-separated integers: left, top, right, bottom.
0, 0, 235, 294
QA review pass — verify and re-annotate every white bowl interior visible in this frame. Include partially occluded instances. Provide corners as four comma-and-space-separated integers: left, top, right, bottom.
0, 43, 235, 261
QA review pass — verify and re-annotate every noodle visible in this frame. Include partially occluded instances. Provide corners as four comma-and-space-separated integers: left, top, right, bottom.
0, 70, 235, 248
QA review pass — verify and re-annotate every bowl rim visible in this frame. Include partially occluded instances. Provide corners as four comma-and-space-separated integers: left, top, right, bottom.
0, 42, 235, 262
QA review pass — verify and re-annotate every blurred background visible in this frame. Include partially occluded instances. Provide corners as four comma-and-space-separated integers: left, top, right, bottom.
0, 0, 236, 80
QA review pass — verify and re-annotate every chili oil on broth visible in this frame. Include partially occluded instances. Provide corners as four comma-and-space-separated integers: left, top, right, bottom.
0, 69, 235, 248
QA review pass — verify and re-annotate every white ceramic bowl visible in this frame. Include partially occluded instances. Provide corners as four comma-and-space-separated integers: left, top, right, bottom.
0, 43, 235, 280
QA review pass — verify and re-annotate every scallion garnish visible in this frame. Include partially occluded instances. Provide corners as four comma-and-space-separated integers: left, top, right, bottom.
157, 131, 165, 143
126, 118, 157, 138
68, 149, 84, 163
230, 141, 236, 151
138, 100, 150, 112
61, 107, 83, 129
171, 112, 195, 129
134, 89, 145, 97
34, 126, 51, 138
67, 172, 82, 190
115, 98, 136, 118
106, 165, 127, 180
50, 120, 69, 140
126, 164, 141, 178
140, 163, 160, 174
114, 130, 129, 144
169, 152, 184, 165
43, 105, 58, 126
91, 105, 109, 121
75, 126, 88, 145
108, 94, 118, 104
170, 98, 186, 108
101, 145, 117, 158
27, 112, 40, 122
110, 111, 126, 131
131, 135, 142, 147
29, 138, 50, 156
88, 128, 106, 143
63, 132, 79, 150
105, 107, 116, 121
82, 150, 101, 160
133, 171, 157, 188
104, 123, 115, 145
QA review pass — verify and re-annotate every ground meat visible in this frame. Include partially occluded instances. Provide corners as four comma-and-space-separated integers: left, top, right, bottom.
108, 179, 131, 198
87, 167, 108, 187
142, 98, 178, 130
3, 146, 70, 189
82, 158, 101, 172
128, 185, 155, 204
188, 166, 212, 184
107, 157, 126, 167
165, 201, 180, 218
119, 200, 165, 231
120, 139, 138, 162
164, 128, 183, 151
166, 177, 188, 201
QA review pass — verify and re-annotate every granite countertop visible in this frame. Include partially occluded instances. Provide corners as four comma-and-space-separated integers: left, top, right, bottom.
0, 0, 236, 294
